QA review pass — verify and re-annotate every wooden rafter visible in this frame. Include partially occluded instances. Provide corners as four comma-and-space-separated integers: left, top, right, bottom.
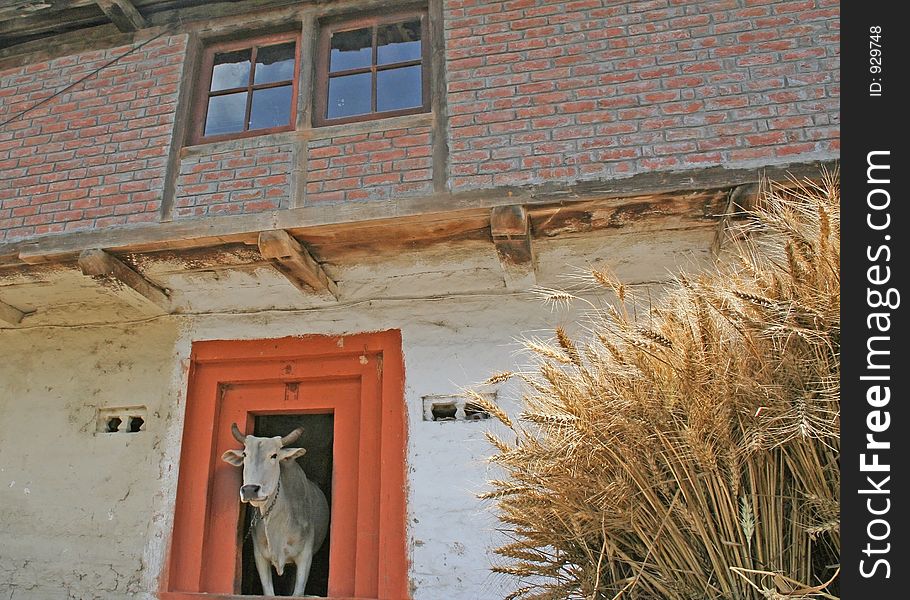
258, 230, 339, 300
490, 205, 536, 290
96, 0, 146, 32
0, 297, 25, 325
78, 248, 170, 313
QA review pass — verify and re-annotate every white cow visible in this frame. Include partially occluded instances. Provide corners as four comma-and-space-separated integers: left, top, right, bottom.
222, 423, 330, 596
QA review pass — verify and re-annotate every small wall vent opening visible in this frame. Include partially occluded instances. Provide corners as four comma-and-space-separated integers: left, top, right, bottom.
97, 406, 147, 434
430, 402, 457, 421
422, 393, 497, 422
463, 402, 490, 421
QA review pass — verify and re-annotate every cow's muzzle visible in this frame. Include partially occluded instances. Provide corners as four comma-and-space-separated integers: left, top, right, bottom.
240, 484, 262, 502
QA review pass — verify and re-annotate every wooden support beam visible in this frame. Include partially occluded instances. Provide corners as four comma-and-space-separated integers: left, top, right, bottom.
78, 248, 170, 314
96, 0, 146, 32
711, 183, 760, 256
4, 160, 833, 269
0, 298, 25, 326
491, 205, 536, 290
258, 230, 339, 300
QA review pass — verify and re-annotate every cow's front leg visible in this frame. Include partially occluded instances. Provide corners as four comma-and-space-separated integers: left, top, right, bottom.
252, 539, 275, 596
292, 538, 315, 597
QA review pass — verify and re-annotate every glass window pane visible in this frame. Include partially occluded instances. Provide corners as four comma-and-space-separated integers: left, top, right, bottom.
249, 85, 293, 130
211, 49, 252, 91
377, 66, 422, 112
254, 42, 296, 85
330, 28, 373, 72
377, 20, 422, 65
327, 72, 372, 119
204, 92, 248, 136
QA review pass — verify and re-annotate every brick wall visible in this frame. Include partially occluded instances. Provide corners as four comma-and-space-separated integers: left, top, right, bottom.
444, 0, 839, 190
0, 34, 187, 241
0, 0, 839, 242
305, 126, 434, 204
174, 140, 294, 218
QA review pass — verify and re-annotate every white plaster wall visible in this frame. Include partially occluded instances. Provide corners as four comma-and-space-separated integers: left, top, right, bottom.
0, 322, 183, 600
1, 293, 599, 600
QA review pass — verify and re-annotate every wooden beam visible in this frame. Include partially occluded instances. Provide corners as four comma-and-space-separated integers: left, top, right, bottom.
0, 1, 63, 21
96, 0, 146, 32
491, 205, 536, 290
3, 161, 834, 269
0, 3, 105, 42
0, 297, 25, 326
78, 248, 170, 313
258, 230, 339, 300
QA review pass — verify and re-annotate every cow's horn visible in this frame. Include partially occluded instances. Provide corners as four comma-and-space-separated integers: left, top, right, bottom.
231, 423, 246, 444
281, 427, 304, 446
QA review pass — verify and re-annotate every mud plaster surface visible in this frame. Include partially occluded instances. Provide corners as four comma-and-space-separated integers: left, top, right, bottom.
0, 322, 181, 600
0, 295, 589, 599
0, 230, 712, 598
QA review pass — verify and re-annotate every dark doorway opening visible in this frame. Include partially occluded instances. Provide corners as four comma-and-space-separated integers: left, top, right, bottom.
239, 413, 334, 596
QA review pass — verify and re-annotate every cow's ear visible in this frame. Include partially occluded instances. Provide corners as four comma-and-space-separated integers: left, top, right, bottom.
222, 449, 244, 466
279, 447, 307, 461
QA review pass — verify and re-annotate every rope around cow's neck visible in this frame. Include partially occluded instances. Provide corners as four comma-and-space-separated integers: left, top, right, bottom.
243, 478, 281, 544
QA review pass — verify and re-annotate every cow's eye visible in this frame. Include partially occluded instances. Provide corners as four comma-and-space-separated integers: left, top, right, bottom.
271, 453, 278, 459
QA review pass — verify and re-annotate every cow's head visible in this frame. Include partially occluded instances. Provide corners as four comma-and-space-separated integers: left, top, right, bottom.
221, 423, 307, 505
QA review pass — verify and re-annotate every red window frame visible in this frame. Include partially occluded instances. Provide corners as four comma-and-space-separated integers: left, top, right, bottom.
314, 9, 431, 127
191, 31, 301, 145
161, 331, 409, 600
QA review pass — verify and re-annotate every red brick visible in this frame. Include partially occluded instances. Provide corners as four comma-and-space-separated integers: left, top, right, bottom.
306, 191, 345, 204
682, 61, 724, 74
23, 213, 54, 226
660, 101, 704, 115
642, 91, 680, 103
729, 147, 775, 161
775, 142, 818, 156
256, 175, 289, 187
33, 223, 66, 235
11, 206, 39, 217
362, 173, 401, 186
744, 131, 788, 146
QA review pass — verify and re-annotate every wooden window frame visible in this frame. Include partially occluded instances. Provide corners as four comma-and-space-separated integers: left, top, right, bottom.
313, 9, 431, 127
161, 331, 409, 600
191, 31, 302, 145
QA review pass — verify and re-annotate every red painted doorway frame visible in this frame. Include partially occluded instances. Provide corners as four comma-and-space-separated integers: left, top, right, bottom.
160, 331, 408, 600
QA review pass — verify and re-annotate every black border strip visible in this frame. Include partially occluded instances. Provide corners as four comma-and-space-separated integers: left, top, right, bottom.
841, 2, 907, 595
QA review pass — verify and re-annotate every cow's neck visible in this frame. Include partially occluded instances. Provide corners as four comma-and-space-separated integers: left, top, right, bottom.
258, 462, 304, 542
256, 478, 281, 521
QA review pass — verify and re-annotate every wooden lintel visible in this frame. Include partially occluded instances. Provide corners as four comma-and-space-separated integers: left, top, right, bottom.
0, 298, 25, 326
491, 205, 536, 290
258, 230, 339, 300
96, 0, 146, 32
78, 248, 170, 313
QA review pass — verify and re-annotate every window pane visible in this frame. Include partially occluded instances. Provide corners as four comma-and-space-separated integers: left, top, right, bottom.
254, 42, 296, 85
249, 85, 293, 130
377, 66, 422, 112
204, 92, 248, 136
211, 49, 252, 91
330, 28, 372, 72
377, 20, 422, 65
327, 72, 372, 119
